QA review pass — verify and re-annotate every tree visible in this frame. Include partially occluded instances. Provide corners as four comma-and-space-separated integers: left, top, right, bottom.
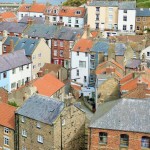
63, 0, 87, 7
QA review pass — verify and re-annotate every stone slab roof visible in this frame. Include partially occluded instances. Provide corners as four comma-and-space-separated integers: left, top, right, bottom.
89, 98, 150, 133
136, 8, 150, 17
16, 94, 64, 125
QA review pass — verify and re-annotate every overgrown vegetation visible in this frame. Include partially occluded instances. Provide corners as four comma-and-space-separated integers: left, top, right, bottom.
137, 0, 150, 8
63, 0, 87, 7
8, 101, 18, 107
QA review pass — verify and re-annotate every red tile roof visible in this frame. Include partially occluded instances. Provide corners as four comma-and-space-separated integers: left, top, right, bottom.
0, 103, 16, 129
59, 6, 86, 18
120, 73, 133, 84
33, 74, 65, 97
19, 3, 46, 13
91, 31, 99, 38
71, 84, 81, 91
0, 12, 17, 22
73, 39, 93, 52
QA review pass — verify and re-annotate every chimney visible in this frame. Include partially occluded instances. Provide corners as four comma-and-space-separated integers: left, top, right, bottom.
0, 15, 3, 22
28, 18, 34, 25
10, 39, 14, 52
108, 43, 115, 60
21, 0, 25, 4
84, 24, 90, 38
33, 0, 36, 4
45, 15, 49, 24
76, 33, 81, 41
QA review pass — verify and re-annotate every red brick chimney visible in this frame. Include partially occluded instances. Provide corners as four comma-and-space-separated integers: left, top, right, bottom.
10, 39, 14, 52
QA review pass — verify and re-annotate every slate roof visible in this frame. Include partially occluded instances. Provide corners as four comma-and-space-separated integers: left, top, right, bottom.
19, 16, 44, 24
91, 41, 109, 55
136, 8, 150, 17
3, 36, 19, 46
0, 50, 31, 73
54, 26, 84, 41
14, 38, 39, 56
0, 22, 27, 33
24, 24, 57, 39
119, 1, 136, 10
16, 94, 64, 125
125, 58, 141, 69
89, 1, 118, 7
89, 98, 150, 133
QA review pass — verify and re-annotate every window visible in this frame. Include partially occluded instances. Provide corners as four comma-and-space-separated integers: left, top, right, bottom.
38, 63, 41, 67
90, 75, 94, 82
37, 122, 41, 128
3, 147, 10, 150
4, 136, 9, 145
99, 132, 107, 144
84, 76, 87, 82
38, 53, 41, 57
68, 17, 71, 23
54, 50, 57, 56
53, 9, 57, 14
124, 10, 127, 13
108, 7, 113, 12
62, 119, 65, 126
32, 55, 36, 59
147, 52, 150, 56
137, 26, 140, 30
79, 61, 86, 68
76, 10, 81, 14
85, 52, 88, 57
137, 17, 140, 22
22, 129, 27, 137
21, 14, 23, 17
77, 51, 79, 56
143, 17, 146, 21
27, 64, 29, 69
4, 127, 9, 134
95, 23, 99, 29
123, 16, 127, 21
53, 17, 56, 21
22, 116, 25, 123
54, 40, 57, 46
96, 14, 99, 20
60, 41, 64, 47
60, 50, 63, 57
19, 66, 23, 71
3, 46, 6, 52
69, 41, 73, 48
3, 72, 7, 78
12, 69, 16, 74
11, 82, 16, 89
120, 134, 129, 147
141, 136, 150, 148
96, 7, 100, 12
91, 54, 95, 59
123, 25, 127, 30
33, 65, 36, 69
37, 135, 43, 143
130, 25, 133, 30
108, 24, 112, 29
22, 146, 27, 150
54, 60, 58, 64
77, 69, 79, 76
75, 19, 79, 24
108, 15, 113, 21
90, 61, 95, 69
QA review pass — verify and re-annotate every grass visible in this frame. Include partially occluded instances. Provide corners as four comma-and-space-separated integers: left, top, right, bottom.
137, 0, 150, 8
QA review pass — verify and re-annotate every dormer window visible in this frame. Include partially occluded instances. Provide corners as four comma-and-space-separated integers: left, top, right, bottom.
76, 10, 81, 15
53, 9, 57, 14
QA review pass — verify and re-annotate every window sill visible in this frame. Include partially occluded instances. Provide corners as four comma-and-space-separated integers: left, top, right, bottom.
99, 143, 107, 145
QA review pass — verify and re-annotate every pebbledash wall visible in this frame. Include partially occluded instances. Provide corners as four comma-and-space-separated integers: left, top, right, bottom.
88, 128, 150, 150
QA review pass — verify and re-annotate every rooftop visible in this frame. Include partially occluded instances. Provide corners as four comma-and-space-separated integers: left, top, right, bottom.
90, 98, 150, 134
0, 50, 31, 73
89, 1, 118, 7
0, 102, 16, 129
16, 94, 64, 125
136, 8, 150, 17
33, 74, 65, 97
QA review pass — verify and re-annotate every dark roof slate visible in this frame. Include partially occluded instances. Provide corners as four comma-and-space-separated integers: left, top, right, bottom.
16, 94, 64, 125
0, 50, 31, 73
14, 38, 39, 56
119, 1, 136, 10
125, 58, 141, 69
19, 16, 44, 24
89, 98, 150, 133
3, 36, 19, 46
136, 8, 150, 17
89, 1, 118, 7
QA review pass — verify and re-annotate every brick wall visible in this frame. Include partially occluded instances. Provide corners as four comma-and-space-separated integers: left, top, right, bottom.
88, 128, 150, 150
0, 88, 8, 103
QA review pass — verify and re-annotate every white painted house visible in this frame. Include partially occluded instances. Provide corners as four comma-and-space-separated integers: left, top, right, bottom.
71, 39, 93, 87
45, 6, 86, 28
118, 1, 136, 32
0, 50, 32, 92
18, 2, 46, 20
140, 46, 150, 60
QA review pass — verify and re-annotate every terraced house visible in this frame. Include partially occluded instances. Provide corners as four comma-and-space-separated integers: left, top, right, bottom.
0, 102, 16, 150
15, 94, 86, 150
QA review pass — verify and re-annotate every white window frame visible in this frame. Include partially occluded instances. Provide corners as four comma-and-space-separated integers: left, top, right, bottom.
22, 129, 27, 137
4, 136, 9, 146
4, 127, 9, 134
37, 135, 43, 143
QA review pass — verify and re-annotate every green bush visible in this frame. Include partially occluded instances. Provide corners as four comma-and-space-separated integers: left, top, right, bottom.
8, 101, 18, 107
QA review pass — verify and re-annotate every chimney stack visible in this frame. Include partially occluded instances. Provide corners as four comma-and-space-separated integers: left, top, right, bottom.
10, 39, 14, 52
33, 0, 36, 4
